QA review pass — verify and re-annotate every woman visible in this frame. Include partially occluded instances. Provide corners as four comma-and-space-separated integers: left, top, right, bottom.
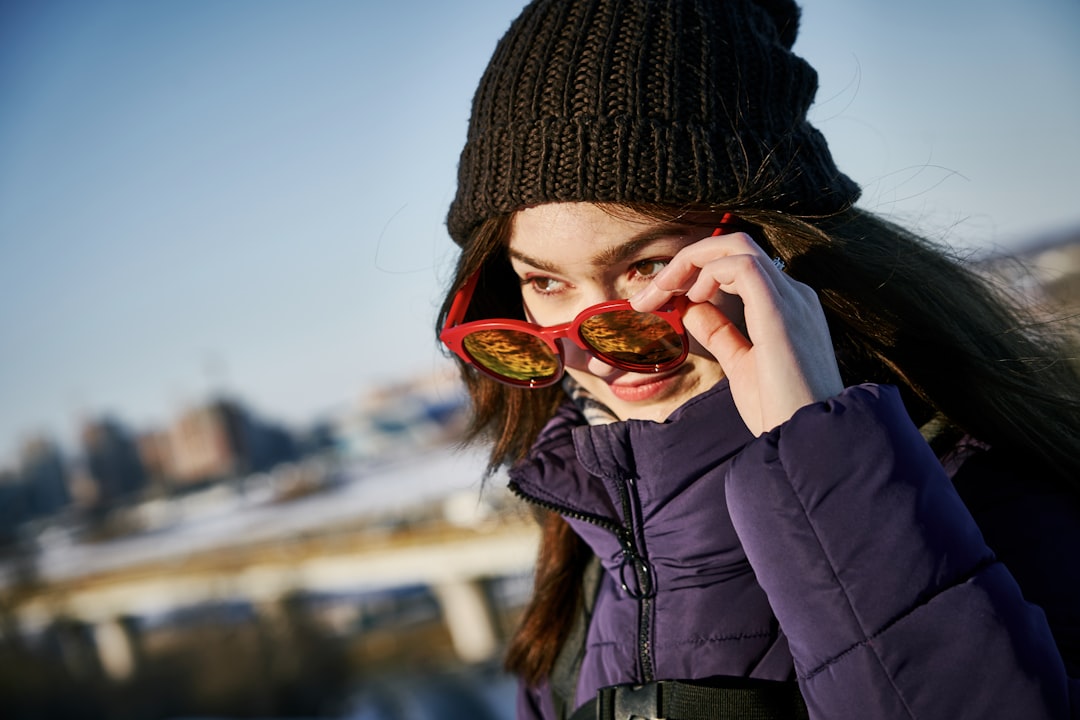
437, 1, 1080, 718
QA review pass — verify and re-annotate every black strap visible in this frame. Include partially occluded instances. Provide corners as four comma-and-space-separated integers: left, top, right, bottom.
570, 677, 809, 720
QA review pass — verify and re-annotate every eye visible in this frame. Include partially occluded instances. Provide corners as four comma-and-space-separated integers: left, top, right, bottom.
522, 275, 566, 295
631, 258, 669, 279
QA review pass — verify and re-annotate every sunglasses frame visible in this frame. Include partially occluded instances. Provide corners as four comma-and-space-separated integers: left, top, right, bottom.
441, 270, 691, 387
440, 219, 741, 388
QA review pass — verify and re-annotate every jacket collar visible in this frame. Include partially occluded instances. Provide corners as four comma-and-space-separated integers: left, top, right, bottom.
509, 378, 755, 522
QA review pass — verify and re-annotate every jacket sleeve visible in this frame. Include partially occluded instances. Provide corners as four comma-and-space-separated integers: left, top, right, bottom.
725, 384, 1079, 719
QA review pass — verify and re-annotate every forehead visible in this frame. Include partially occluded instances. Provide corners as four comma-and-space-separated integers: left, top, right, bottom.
508, 203, 703, 268
510, 203, 646, 247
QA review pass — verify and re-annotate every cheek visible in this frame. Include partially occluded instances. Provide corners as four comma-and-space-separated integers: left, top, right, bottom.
521, 297, 553, 325
561, 343, 593, 370
521, 301, 557, 328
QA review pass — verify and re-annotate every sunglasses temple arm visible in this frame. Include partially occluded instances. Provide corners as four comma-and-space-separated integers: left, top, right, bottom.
445, 270, 481, 329
711, 213, 739, 236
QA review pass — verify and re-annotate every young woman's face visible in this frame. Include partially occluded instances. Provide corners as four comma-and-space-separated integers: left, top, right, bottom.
508, 202, 728, 422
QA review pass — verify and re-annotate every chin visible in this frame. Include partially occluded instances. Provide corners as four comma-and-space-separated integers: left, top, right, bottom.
590, 364, 720, 423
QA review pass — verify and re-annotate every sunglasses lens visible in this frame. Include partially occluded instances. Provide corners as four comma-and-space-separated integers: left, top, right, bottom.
462, 329, 561, 383
579, 310, 684, 367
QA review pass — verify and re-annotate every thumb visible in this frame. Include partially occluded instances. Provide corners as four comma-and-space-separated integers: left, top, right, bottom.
682, 302, 752, 373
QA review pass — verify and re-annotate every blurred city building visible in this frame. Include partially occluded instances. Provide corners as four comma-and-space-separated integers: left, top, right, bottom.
18, 436, 71, 519
80, 418, 148, 508
159, 400, 247, 486
133, 398, 297, 493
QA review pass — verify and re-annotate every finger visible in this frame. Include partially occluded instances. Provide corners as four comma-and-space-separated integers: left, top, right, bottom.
630, 279, 679, 311
680, 301, 752, 371
684, 254, 785, 315
663, 231, 769, 275
631, 232, 779, 311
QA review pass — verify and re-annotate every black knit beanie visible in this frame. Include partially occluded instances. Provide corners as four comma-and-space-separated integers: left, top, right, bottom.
446, 0, 860, 246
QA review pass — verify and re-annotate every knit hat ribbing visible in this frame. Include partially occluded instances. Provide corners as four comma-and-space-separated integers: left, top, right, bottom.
447, 0, 860, 246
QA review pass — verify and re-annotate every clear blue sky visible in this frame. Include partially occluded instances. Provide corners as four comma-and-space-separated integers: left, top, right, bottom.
2, 0, 1079, 468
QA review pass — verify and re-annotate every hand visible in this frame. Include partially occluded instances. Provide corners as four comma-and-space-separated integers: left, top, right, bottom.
630, 230, 844, 436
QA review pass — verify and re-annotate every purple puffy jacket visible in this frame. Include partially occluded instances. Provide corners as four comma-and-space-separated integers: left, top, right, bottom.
509, 380, 1080, 719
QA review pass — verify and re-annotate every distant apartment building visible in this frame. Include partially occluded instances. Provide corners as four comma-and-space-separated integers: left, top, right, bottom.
135, 398, 298, 489
161, 400, 250, 486
18, 436, 70, 518
0, 468, 27, 543
135, 430, 172, 490
79, 417, 148, 507
0, 438, 70, 539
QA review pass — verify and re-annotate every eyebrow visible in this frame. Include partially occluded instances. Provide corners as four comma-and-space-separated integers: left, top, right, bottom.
507, 222, 700, 274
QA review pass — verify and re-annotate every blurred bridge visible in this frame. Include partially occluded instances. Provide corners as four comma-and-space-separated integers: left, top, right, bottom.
0, 446, 540, 681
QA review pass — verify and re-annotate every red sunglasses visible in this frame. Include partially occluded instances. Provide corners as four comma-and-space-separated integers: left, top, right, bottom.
440, 219, 738, 388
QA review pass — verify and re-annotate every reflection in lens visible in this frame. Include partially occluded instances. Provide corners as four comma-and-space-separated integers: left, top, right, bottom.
463, 329, 560, 382
580, 310, 683, 366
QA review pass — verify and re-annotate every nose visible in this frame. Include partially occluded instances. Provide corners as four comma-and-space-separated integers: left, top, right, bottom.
585, 352, 622, 377
560, 290, 627, 379
560, 339, 621, 377
540, 282, 627, 376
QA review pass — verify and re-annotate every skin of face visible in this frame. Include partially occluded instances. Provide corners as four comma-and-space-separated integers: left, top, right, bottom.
508, 202, 733, 422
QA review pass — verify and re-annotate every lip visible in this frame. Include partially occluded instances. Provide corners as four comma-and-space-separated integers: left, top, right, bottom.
607, 365, 688, 403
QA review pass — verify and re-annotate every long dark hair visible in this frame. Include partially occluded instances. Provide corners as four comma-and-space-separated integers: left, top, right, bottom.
436, 203, 1080, 684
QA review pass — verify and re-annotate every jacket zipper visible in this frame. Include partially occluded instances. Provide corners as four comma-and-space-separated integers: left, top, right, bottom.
621, 475, 655, 682
509, 477, 657, 683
